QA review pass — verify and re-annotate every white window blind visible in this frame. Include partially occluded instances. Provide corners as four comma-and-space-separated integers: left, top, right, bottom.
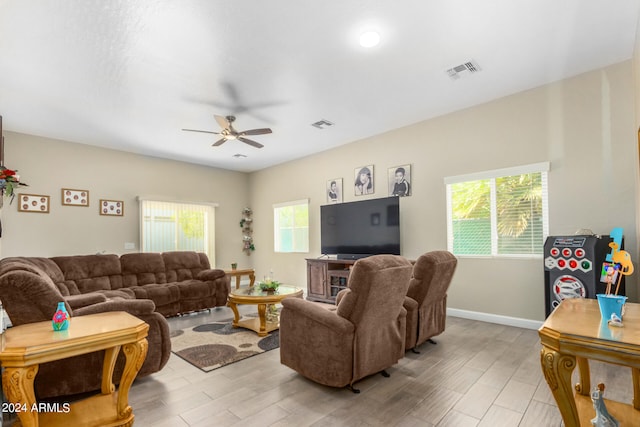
445, 162, 549, 257
139, 199, 216, 261
273, 199, 309, 253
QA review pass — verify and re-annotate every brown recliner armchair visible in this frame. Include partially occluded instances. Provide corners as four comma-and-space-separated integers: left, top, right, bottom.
279, 255, 413, 392
403, 251, 457, 352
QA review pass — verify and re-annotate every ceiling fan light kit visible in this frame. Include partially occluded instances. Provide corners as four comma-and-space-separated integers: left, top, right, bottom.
182, 115, 272, 149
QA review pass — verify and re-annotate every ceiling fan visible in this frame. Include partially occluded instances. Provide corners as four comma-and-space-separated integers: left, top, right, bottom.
182, 115, 272, 148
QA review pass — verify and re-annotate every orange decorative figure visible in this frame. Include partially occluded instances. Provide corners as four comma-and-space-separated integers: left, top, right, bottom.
608, 242, 634, 295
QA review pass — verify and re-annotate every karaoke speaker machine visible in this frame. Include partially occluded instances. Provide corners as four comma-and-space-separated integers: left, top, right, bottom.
543, 235, 615, 317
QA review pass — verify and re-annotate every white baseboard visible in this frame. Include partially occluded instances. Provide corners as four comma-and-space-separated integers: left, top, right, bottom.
447, 308, 543, 330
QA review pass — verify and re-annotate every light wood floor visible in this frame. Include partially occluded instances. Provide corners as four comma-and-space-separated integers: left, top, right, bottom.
126, 307, 634, 427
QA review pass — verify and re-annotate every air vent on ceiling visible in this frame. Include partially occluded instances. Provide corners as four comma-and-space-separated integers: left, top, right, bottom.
311, 119, 334, 129
446, 60, 481, 80
233, 153, 247, 158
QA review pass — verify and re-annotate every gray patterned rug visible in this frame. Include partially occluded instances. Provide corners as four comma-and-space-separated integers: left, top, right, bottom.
170, 319, 279, 372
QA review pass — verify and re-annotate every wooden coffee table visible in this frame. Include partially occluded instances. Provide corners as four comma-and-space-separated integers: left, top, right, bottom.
0, 311, 148, 427
539, 298, 640, 426
227, 285, 303, 336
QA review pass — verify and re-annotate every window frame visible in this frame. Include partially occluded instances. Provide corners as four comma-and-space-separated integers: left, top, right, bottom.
273, 198, 310, 253
445, 162, 549, 259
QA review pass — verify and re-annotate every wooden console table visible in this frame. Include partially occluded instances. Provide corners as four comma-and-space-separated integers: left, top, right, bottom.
224, 268, 256, 289
539, 298, 640, 426
0, 311, 148, 427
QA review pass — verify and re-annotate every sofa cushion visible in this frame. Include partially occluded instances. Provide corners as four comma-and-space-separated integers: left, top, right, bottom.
175, 279, 216, 300
129, 283, 180, 308
51, 255, 123, 294
162, 251, 208, 282
120, 253, 167, 286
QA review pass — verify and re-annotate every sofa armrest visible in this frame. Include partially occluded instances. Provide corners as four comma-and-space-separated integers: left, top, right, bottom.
65, 293, 108, 309
335, 288, 348, 306
73, 298, 156, 317
280, 297, 355, 388
197, 268, 226, 281
281, 298, 354, 334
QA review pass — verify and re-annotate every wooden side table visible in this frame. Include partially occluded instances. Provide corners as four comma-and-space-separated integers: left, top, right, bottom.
224, 268, 256, 289
0, 311, 148, 427
539, 298, 640, 426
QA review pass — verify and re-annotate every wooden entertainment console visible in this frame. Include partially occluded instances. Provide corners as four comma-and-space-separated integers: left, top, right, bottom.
306, 258, 357, 303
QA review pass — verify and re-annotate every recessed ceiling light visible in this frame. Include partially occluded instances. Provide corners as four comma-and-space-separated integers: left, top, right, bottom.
359, 31, 380, 48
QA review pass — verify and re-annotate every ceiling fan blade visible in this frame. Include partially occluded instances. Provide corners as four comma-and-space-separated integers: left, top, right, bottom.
238, 137, 264, 149
240, 128, 272, 136
214, 115, 230, 129
212, 138, 227, 147
182, 128, 221, 135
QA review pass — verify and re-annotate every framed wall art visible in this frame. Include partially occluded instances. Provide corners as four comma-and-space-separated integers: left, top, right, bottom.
61, 188, 89, 206
99, 199, 124, 216
354, 165, 374, 196
326, 178, 343, 204
18, 194, 50, 213
388, 164, 412, 197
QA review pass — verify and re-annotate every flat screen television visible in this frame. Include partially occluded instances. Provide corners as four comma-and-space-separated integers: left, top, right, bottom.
320, 196, 400, 259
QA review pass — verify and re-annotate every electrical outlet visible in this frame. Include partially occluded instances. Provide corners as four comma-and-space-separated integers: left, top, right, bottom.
124, 242, 135, 250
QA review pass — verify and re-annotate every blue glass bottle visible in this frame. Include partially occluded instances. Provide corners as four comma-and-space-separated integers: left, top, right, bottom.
52, 302, 70, 331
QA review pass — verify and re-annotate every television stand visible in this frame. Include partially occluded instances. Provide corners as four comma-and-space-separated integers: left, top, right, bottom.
306, 258, 357, 303
337, 253, 370, 260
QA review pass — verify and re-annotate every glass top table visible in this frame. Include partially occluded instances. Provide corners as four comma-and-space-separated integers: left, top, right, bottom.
227, 285, 303, 336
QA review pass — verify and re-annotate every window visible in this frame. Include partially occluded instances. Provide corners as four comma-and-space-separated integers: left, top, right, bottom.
274, 199, 309, 253
445, 162, 549, 257
139, 199, 216, 260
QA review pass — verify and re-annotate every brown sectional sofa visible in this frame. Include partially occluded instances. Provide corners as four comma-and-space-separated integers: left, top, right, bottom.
49, 251, 230, 317
0, 251, 230, 399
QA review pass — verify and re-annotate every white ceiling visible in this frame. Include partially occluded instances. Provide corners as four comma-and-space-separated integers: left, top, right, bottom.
0, 0, 639, 172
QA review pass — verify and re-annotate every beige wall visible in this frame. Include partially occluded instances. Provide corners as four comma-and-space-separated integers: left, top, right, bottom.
249, 61, 639, 321
1, 132, 251, 269
1, 60, 637, 323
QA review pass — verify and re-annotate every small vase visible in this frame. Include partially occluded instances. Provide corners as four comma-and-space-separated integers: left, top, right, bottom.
52, 301, 70, 331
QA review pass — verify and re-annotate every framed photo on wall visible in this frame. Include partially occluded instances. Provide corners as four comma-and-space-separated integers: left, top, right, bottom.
388, 164, 412, 197
99, 199, 124, 216
61, 188, 89, 206
354, 165, 374, 196
326, 178, 343, 203
18, 194, 50, 213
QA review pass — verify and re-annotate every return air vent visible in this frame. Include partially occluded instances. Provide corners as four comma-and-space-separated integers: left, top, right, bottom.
311, 119, 334, 129
446, 60, 481, 80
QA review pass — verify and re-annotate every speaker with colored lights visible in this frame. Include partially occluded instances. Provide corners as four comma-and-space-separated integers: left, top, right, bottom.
543, 234, 620, 317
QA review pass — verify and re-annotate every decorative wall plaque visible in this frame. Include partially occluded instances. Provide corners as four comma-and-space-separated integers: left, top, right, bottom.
18, 194, 50, 213
99, 199, 124, 216
61, 188, 89, 206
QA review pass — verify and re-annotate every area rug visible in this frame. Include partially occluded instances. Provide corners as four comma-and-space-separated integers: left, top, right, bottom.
170, 319, 279, 372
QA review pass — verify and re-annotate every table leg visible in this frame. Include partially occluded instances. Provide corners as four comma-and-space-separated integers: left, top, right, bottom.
101, 345, 120, 394
633, 367, 640, 410
117, 338, 148, 421
235, 276, 241, 289
228, 300, 240, 326
2, 365, 39, 427
540, 346, 580, 427
575, 357, 590, 396
249, 272, 255, 287
257, 303, 267, 336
